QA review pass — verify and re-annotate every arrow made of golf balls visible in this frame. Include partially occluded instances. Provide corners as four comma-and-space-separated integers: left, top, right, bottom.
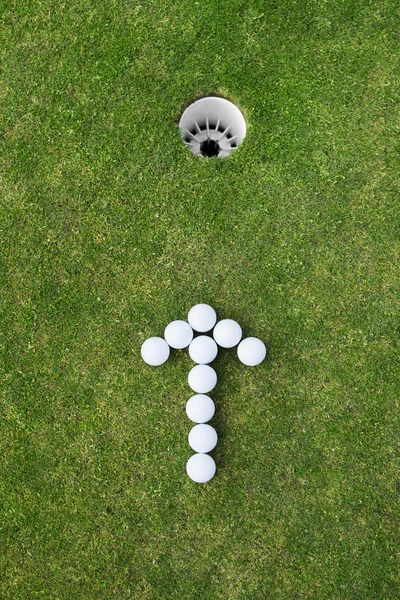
140, 303, 266, 483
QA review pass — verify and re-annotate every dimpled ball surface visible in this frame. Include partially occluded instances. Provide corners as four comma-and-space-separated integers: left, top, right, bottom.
188, 335, 218, 364
213, 319, 242, 348
237, 337, 267, 366
188, 304, 217, 332
164, 320, 193, 349
186, 453, 216, 483
186, 394, 215, 423
188, 424, 218, 453
188, 364, 217, 393
140, 337, 170, 366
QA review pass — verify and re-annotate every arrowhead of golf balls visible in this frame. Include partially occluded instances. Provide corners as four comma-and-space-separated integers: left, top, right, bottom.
213, 319, 242, 348
188, 424, 218, 453
164, 320, 193, 349
140, 337, 170, 366
186, 453, 216, 483
186, 394, 215, 423
237, 337, 266, 366
188, 335, 218, 364
188, 303, 217, 332
188, 364, 217, 393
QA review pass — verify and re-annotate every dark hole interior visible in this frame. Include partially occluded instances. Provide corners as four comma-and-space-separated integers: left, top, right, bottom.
200, 138, 220, 157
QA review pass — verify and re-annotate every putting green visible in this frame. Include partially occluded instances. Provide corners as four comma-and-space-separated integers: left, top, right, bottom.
1, 1, 399, 598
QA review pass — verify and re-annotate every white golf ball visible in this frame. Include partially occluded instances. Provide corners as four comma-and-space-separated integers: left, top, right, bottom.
186, 394, 215, 423
188, 424, 218, 453
140, 337, 170, 366
188, 364, 217, 393
164, 320, 193, 349
186, 453, 216, 483
213, 319, 242, 348
237, 337, 267, 366
188, 336, 218, 364
188, 303, 217, 332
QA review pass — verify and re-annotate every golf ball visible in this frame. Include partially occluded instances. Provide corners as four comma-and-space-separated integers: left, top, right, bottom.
188, 424, 218, 453
164, 320, 193, 349
140, 337, 170, 366
188, 303, 217, 332
186, 453, 216, 483
188, 335, 218, 364
186, 394, 215, 423
188, 364, 217, 393
237, 337, 266, 366
213, 319, 242, 348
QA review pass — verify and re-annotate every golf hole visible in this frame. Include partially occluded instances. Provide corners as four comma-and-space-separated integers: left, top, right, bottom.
179, 97, 246, 158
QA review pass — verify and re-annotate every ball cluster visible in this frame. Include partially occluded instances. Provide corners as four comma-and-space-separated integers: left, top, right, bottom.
140, 303, 266, 483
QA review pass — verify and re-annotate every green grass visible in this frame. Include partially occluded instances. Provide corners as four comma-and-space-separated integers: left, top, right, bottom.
1, 0, 399, 598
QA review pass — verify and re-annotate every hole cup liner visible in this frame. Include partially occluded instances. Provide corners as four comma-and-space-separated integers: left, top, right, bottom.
179, 97, 246, 158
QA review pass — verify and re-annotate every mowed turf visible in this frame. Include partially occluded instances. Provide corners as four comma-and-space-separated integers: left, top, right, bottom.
0, 0, 399, 598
